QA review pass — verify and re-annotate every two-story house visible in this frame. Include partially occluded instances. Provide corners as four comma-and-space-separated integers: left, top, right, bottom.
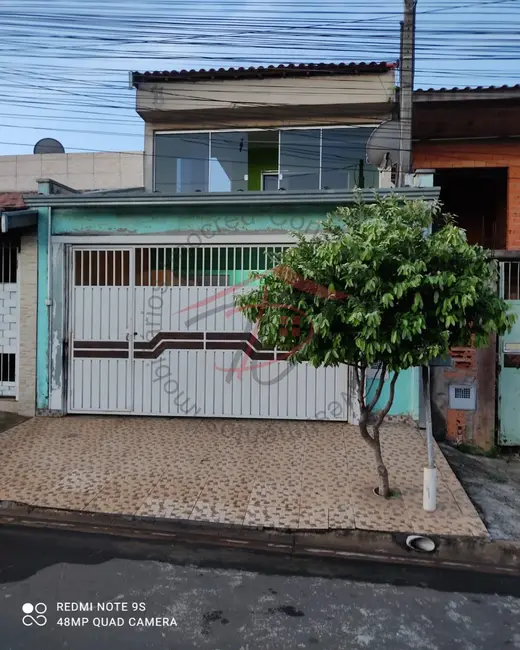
412, 85, 520, 449
25, 61, 437, 423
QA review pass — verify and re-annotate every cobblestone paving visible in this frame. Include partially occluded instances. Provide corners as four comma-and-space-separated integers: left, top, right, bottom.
0, 416, 487, 536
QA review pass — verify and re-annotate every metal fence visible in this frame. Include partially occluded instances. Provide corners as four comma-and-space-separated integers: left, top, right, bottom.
499, 260, 520, 300
0, 241, 18, 396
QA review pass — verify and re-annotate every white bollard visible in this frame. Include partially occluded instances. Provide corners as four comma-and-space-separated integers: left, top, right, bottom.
423, 467, 437, 512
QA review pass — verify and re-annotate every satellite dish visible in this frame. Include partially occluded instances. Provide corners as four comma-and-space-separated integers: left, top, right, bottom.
366, 120, 401, 170
33, 138, 65, 154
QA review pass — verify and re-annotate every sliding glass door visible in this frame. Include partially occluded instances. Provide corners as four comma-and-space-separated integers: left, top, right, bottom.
279, 129, 320, 191
154, 127, 379, 193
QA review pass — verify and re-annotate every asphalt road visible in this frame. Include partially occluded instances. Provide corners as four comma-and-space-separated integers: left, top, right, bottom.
1, 526, 520, 650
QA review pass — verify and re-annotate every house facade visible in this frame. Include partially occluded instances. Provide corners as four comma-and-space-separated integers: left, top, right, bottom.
0, 151, 143, 193
0, 193, 38, 416
0, 149, 143, 417
23, 61, 435, 424
412, 85, 520, 448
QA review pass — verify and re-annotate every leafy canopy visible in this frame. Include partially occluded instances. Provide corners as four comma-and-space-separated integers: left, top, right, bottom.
236, 195, 515, 371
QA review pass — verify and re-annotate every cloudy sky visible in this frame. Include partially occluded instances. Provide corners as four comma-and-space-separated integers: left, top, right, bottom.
0, 0, 518, 155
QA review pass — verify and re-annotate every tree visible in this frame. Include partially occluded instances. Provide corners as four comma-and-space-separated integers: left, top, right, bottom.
235, 195, 515, 497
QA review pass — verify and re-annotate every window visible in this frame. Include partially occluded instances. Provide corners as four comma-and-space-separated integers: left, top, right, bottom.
154, 127, 380, 193
134, 246, 288, 287
0, 242, 17, 284
262, 173, 278, 191
279, 129, 320, 191
0, 354, 15, 383
155, 133, 209, 193
322, 127, 379, 190
74, 250, 130, 286
502, 261, 520, 300
209, 132, 248, 192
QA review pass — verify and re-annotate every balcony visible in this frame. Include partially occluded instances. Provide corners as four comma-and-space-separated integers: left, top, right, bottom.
153, 126, 380, 194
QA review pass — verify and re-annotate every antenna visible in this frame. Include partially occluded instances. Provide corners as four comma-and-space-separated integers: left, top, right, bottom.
33, 138, 65, 154
366, 121, 401, 170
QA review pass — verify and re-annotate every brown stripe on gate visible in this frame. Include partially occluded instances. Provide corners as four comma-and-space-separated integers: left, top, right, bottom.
206, 331, 267, 352
74, 341, 129, 350
74, 350, 129, 359
207, 340, 276, 361
134, 331, 204, 350
71, 331, 280, 361
206, 332, 252, 341
135, 340, 204, 359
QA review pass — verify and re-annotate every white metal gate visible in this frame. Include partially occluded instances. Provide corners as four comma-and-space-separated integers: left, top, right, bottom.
68, 245, 353, 420
0, 241, 19, 397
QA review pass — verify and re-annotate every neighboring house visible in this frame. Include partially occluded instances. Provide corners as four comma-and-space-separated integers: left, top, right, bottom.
24, 61, 438, 423
412, 85, 520, 449
0, 192, 38, 416
0, 152, 143, 417
0, 151, 144, 193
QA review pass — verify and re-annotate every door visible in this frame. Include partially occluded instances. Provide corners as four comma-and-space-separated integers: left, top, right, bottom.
68, 248, 133, 412
68, 244, 353, 421
498, 260, 520, 444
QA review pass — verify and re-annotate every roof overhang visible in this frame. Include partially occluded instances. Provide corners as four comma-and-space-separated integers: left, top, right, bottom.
24, 187, 440, 209
0, 209, 39, 233
131, 62, 394, 86
413, 86, 520, 103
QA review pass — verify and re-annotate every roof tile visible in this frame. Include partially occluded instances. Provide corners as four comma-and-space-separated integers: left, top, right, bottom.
132, 61, 394, 85
0, 192, 26, 210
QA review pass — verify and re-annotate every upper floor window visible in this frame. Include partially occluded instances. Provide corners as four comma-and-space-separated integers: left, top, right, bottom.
153, 126, 379, 194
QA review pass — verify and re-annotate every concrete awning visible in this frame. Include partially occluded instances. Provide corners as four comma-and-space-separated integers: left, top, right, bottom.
1, 209, 39, 233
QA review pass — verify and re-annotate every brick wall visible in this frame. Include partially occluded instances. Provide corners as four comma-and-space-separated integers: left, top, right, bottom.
414, 140, 520, 250
430, 339, 497, 450
0, 231, 37, 416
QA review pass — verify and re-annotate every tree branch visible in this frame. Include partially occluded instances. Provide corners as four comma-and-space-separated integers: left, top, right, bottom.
373, 371, 400, 441
366, 363, 388, 413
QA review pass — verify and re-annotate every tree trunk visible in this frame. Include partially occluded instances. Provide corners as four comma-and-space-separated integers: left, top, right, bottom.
354, 365, 393, 498
372, 436, 390, 498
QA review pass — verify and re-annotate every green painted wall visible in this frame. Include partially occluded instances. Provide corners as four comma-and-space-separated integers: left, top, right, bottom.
247, 147, 278, 191
365, 368, 420, 418
50, 204, 326, 236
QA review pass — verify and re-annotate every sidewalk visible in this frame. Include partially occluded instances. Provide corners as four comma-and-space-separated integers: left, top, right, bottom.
442, 443, 520, 540
0, 415, 487, 537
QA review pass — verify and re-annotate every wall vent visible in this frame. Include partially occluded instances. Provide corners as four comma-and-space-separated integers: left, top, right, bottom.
449, 384, 476, 411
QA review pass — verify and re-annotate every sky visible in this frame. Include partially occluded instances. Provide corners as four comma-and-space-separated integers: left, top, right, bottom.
0, 0, 519, 155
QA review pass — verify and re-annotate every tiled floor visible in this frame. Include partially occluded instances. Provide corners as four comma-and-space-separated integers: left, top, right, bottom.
0, 416, 487, 537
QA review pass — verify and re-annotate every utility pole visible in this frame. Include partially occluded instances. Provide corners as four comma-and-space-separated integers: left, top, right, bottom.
399, 1, 436, 511
398, 0, 417, 186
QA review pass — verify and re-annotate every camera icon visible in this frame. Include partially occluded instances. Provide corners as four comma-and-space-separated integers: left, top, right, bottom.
22, 602, 48, 627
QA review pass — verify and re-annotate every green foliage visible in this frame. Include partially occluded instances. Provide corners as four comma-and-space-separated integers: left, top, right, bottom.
235, 195, 515, 373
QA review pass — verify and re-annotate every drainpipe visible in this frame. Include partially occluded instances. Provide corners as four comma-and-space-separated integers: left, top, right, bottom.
46, 206, 52, 404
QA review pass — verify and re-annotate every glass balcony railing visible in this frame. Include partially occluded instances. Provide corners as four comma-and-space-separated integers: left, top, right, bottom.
153, 127, 380, 194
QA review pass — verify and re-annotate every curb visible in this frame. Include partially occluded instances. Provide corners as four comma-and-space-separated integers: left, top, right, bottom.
1, 500, 519, 576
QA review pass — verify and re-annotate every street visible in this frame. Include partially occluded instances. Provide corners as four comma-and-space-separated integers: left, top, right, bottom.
0, 527, 519, 649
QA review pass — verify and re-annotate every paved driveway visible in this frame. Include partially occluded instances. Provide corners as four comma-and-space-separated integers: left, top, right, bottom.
0, 416, 486, 536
